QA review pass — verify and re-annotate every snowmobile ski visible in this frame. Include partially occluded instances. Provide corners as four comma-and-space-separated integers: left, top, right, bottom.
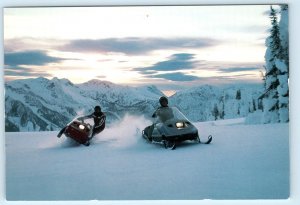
199, 135, 212, 144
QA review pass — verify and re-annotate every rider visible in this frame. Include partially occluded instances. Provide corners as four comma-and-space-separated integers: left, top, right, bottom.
152, 96, 174, 122
147, 96, 174, 140
57, 105, 106, 142
77, 105, 106, 140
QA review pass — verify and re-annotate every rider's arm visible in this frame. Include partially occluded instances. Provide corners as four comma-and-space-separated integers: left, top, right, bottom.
152, 109, 158, 118
77, 114, 93, 121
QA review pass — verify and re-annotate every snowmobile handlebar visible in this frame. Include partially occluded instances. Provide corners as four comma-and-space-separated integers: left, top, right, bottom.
76, 117, 85, 123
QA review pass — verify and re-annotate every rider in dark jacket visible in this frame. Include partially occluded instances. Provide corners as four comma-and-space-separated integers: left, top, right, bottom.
78, 105, 106, 139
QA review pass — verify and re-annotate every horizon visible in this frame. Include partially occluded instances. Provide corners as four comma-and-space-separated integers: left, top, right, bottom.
5, 75, 264, 97
4, 5, 278, 91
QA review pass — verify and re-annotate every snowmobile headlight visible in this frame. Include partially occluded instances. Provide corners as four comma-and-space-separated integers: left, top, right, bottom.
176, 122, 184, 128
79, 124, 85, 130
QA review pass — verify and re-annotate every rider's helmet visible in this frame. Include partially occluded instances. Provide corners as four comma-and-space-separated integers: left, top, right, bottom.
159, 96, 168, 107
94, 105, 101, 113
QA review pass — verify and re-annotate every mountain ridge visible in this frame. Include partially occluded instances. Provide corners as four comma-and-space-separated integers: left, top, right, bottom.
5, 77, 263, 132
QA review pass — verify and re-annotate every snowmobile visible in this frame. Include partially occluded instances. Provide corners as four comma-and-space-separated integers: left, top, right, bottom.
142, 107, 212, 150
59, 118, 93, 146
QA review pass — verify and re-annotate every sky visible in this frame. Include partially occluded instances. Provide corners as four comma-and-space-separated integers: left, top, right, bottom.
3, 5, 278, 93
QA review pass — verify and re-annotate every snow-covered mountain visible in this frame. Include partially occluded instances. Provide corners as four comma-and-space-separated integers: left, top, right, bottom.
169, 84, 264, 122
5, 77, 163, 132
5, 77, 264, 132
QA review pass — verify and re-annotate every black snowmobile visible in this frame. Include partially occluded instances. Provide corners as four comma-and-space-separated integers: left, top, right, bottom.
142, 106, 212, 150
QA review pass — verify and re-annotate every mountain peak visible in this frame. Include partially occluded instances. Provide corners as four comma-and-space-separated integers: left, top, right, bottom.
51, 77, 74, 86
82, 79, 115, 86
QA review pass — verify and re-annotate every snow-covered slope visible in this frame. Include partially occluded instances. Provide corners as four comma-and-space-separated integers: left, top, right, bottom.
5, 77, 264, 132
5, 117, 289, 200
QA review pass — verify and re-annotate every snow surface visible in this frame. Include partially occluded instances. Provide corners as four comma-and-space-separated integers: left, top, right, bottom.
6, 116, 289, 201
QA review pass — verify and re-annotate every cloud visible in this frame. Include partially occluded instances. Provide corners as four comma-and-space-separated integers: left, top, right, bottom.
135, 53, 199, 72
152, 72, 201, 81
218, 66, 259, 73
138, 70, 158, 75
5, 65, 32, 72
3, 50, 61, 79
4, 64, 53, 78
134, 53, 203, 82
4, 50, 66, 66
4, 38, 67, 53
5, 69, 52, 78
61, 37, 219, 55
96, 75, 107, 79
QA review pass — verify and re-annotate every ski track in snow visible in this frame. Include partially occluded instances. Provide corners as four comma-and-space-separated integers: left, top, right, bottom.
5, 117, 289, 200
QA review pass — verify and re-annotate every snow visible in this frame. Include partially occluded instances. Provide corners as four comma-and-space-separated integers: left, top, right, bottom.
276, 59, 288, 73
5, 117, 289, 201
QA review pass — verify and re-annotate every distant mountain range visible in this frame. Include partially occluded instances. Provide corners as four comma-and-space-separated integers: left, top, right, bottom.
170, 84, 263, 122
5, 77, 263, 132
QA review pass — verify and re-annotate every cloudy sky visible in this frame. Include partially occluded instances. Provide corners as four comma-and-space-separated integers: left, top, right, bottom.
4, 5, 275, 93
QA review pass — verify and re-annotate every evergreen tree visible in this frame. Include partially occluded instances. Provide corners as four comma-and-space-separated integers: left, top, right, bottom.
220, 100, 225, 119
261, 5, 289, 123
252, 99, 257, 111
261, 6, 281, 123
258, 99, 264, 111
260, 69, 266, 87
236, 89, 241, 100
269, 6, 282, 59
277, 4, 289, 122
212, 104, 219, 120
279, 5, 289, 72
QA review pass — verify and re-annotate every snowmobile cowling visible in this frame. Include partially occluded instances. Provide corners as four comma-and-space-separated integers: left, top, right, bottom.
64, 120, 92, 144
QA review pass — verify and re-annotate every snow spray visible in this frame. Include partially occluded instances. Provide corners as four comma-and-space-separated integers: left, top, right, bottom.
93, 114, 151, 148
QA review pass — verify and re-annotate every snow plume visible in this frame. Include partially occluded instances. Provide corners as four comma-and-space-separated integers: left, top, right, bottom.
94, 114, 151, 148
60, 137, 82, 148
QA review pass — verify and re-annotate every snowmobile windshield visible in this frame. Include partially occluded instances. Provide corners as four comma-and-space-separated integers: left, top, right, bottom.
170, 107, 189, 121
155, 107, 189, 123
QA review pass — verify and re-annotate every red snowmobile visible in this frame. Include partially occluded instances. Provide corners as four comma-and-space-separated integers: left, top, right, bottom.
58, 118, 93, 146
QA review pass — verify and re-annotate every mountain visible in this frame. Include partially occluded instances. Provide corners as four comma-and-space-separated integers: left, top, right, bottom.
5, 77, 264, 132
169, 84, 264, 122
5, 77, 163, 132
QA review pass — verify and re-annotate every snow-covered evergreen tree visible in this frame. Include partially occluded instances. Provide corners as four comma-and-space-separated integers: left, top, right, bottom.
279, 5, 289, 68
277, 4, 289, 122
262, 5, 289, 123
212, 104, 219, 120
